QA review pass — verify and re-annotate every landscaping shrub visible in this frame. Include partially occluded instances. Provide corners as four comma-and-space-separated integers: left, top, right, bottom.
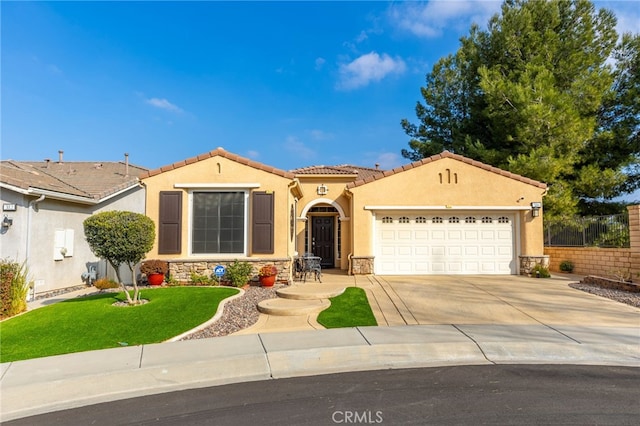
189, 272, 215, 286
224, 260, 253, 287
531, 264, 551, 278
0, 259, 32, 319
559, 260, 574, 273
93, 278, 120, 290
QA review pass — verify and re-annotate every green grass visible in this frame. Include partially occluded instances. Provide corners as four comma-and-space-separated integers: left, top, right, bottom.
317, 287, 378, 328
0, 287, 238, 362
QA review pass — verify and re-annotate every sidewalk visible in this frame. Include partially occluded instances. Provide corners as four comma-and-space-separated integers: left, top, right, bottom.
2, 272, 639, 421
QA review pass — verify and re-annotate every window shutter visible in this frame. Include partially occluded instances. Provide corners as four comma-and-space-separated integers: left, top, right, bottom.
252, 191, 274, 254
159, 191, 182, 254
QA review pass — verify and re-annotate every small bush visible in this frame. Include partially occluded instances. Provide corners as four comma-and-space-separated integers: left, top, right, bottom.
93, 278, 120, 290
1, 259, 32, 319
531, 264, 551, 278
225, 261, 253, 287
559, 260, 574, 273
189, 272, 215, 286
140, 259, 169, 275
165, 275, 182, 286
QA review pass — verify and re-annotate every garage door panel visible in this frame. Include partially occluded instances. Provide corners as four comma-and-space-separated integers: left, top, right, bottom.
397, 246, 412, 256
464, 230, 479, 239
415, 246, 429, 256
376, 213, 515, 275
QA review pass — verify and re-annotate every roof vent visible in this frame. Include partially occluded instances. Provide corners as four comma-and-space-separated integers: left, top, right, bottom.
124, 153, 130, 178
58, 150, 64, 164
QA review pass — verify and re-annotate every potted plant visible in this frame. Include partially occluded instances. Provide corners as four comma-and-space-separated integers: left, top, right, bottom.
258, 264, 278, 287
140, 259, 169, 286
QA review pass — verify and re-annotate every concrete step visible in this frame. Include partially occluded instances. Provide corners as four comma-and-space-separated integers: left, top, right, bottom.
276, 283, 346, 300
257, 298, 330, 316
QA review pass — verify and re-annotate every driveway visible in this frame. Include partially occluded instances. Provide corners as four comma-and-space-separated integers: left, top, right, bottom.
367, 274, 640, 327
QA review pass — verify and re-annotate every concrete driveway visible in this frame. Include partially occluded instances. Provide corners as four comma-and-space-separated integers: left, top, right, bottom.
364, 274, 640, 328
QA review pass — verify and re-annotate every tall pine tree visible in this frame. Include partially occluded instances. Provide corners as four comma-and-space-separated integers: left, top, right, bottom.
402, 0, 639, 217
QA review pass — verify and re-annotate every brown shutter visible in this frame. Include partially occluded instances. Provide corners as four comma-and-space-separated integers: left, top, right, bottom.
252, 191, 274, 254
159, 191, 182, 254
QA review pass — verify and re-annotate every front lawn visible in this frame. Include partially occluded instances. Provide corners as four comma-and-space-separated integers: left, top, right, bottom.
317, 287, 378, 328
0, 287, 239, 362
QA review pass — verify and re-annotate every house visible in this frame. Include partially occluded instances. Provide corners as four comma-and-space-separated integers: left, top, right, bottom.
0, 152, 148, 296
140, 148, 547, 281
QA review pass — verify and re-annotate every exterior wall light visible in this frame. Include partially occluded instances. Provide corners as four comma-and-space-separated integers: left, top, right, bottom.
530, 202, 542, 217
2, 215, 13, 228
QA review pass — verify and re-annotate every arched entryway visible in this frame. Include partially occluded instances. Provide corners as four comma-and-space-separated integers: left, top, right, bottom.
300, 199, 347, 269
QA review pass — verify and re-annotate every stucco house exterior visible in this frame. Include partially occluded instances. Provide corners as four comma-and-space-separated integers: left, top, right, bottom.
0, 152, 148, 296
141, 148, 547, 281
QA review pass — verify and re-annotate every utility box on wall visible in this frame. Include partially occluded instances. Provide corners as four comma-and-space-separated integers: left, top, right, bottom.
53, 229, 74, 260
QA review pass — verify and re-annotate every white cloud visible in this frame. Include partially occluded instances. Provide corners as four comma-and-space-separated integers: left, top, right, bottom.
370, 152, 404, 170
145, 97, 183, 113
284, 136, 316, 160
337, 52, 406, 90
598, 1, 640, 37
315, 57, 326, 70
388, 0, 501, 38
246, 150, 260, 160
308, 129, 333, 141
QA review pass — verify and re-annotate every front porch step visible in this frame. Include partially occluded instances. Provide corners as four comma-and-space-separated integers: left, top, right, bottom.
257, 298, 330, 316
276, 283, 346, 300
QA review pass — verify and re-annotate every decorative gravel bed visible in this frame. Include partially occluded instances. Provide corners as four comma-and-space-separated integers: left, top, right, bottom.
569, 283, 640, 308
180, 284, 286, 340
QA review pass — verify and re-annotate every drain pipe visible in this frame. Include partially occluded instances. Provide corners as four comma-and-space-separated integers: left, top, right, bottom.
26, 194, 46, 269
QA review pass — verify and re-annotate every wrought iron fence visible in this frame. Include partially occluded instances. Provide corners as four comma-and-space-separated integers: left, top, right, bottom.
544, 213, 630, 248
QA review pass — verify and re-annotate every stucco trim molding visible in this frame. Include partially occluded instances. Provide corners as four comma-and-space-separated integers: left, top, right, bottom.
300, 197, 348, 220
364, 205, 532, 211
174, 183, 261, 189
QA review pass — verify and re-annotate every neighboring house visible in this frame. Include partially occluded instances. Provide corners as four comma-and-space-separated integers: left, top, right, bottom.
0, 152, 148, 296
141, 148, 547, 280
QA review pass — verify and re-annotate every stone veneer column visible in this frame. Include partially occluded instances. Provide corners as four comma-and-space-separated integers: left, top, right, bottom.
628, 205, 640, 280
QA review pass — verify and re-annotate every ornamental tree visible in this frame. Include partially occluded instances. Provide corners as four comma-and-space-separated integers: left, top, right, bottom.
83, 211, 155, 304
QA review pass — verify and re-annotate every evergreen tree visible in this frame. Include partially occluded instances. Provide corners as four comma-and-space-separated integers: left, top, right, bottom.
402, 0, 639, 217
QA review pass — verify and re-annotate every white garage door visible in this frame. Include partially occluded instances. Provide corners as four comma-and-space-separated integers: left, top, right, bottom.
375, 213, 515, 275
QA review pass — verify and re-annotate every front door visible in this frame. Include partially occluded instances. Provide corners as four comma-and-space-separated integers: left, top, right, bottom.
312, 216, 334, 268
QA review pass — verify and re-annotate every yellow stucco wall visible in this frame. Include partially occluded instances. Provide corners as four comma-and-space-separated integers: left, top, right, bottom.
347, 157, 546, 258
294, 177, 354, 269
143, 155, 295, 260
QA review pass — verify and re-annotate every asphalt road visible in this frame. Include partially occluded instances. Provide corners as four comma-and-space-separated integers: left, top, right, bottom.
6, 365, 639, 425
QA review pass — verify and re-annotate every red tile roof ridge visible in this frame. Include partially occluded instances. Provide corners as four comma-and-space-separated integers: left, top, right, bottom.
346, 150, 547, 189
139, 147, 295, 179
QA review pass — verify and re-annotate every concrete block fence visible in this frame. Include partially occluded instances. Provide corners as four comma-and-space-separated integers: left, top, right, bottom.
544, 205, 640, 280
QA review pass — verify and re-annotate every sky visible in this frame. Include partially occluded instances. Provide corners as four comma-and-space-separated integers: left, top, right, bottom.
2, 1, 639, 184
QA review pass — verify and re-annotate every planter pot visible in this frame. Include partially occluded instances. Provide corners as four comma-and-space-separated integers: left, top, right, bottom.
147, 273, 164, 286
259, 275, 276, 287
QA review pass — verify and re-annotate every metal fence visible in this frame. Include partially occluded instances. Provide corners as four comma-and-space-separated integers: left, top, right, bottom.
544, 213, 630, 248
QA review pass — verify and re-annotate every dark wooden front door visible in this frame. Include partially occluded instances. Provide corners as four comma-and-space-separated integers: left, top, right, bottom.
312, 217, 334, 268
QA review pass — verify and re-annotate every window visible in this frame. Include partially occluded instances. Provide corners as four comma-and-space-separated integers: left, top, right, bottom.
399, 216, 410, 224
448, 216, 460, 223
382, 216, 393, 223
498, 216, 510, 223
432, 217, 443, 224
192, 191, 246, 254
481, 216, 493, 224
416, 216, 427, 223
465, 216, 476, 223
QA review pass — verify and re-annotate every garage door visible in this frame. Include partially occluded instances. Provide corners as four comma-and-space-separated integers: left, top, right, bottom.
375, 213, 515, 275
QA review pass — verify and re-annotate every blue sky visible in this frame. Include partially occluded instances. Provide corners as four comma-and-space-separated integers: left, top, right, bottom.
2, 1, 639, 179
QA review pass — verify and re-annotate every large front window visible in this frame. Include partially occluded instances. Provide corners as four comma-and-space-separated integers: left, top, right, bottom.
192, 192, 245, 254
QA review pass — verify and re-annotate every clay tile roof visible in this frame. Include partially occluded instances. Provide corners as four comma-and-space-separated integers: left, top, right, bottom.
138, 147, 295, 180
0, 160, 148, 201
346, 151, 547, 189
291, 164, 385, 181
